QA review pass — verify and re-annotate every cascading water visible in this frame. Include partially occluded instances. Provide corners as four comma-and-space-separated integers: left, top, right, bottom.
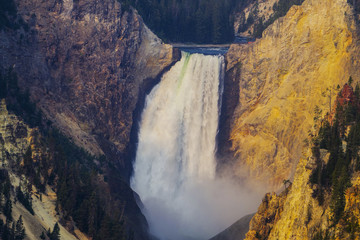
131, 52, 260, 240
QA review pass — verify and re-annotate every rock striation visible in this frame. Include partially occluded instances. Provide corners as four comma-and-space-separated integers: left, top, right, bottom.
222, 0, 360, 189
0, 0, 179, 238
0, 0, 178, 173
245, 189, 287, 240
234, 0, 279, 37
0, 99, 88, 240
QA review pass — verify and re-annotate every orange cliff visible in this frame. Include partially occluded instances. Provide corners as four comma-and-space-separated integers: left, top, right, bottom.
221, 0, 360, 190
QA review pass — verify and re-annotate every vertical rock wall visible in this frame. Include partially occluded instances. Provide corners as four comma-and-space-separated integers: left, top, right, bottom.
223, 0, 360, 189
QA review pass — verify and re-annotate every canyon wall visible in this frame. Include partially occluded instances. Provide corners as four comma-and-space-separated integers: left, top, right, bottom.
0, 0, 179, 238
223, 0, 360, 189
234, 0, 279, 37
0, 0, 178, 175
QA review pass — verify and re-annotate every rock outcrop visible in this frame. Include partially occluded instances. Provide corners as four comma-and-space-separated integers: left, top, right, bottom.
234, 0, 279, 37
242, 147, 331, 240
0, 99, 30, 165
0, 0, 179, 238
0, 0, 179, 176
245, 189, 287, 240
222, 0, 360, 189
0, 99, 88, 240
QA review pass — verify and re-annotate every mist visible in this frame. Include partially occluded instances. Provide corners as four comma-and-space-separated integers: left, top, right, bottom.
142, 176, 264, 240
131, 52, 264, 240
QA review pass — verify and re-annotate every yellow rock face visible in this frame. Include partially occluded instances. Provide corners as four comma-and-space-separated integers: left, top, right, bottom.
267, 160, 360, 240
226, 0, 359, 189
244, 190, 287, 240
266, 152, 329, 240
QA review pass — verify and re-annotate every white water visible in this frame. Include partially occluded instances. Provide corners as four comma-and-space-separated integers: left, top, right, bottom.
131, 52, 260, 240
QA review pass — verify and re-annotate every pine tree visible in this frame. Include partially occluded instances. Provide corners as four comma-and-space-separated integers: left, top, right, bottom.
40, 232, 46, 240
88, 191, 99, 237
11, 222, 15, 240
50, 223, 60, 240
0, 72, 7, 99
3, 177, 11, 200
23, 147, 34, 177
4, 199, 12, 221
14, 215, 25, 240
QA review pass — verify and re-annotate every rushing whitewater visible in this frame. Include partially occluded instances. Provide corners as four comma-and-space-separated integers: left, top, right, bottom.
131, 52, 260, 240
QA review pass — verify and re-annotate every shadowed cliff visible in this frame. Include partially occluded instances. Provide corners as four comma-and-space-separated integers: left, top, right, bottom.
0, 0, 180, 238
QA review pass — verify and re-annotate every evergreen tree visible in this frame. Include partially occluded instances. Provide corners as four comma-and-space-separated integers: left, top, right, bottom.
355, 83, 360, 100
0, 72, 7, 99
3, 177, 11, 200
50, 223, 60, 240
23, 147, 35, 178
88, 191, 99, 237
14, 215, 25, 240
2, 219, 11, 240
40, 232, 46, 240
4, 199, 12, 221
11, 222, 15, 240
16, 187, 34, 215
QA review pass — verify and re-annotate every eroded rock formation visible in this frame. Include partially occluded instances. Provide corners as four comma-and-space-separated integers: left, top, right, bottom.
0, 0, 179, 173
0, 0, 179, 238
222, 0, 360, 189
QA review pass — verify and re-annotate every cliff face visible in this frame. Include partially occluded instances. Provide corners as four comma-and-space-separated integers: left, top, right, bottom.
0, 99, 30, 164
247, 146, 360, 239
244, 148, 330, 240
269, 151, 323, 239
0, 99, 87, 240
0, 0, 179, 238
0, 0, 178, 176
245, 190, 287, 240
223, 0, 360, 189
234, 0, 279, 37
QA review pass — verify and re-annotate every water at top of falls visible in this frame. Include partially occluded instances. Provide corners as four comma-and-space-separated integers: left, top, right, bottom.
131, 52, 261, 240
177, 47, 229, 55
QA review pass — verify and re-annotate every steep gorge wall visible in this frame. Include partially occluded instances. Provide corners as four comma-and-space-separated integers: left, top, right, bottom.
0, 0, 179, 238
222, 0, 360, 189
0, 0, 178, 177
234, 0, 279, 37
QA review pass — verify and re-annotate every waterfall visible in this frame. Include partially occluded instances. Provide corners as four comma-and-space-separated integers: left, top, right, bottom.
131, 52, 259, 240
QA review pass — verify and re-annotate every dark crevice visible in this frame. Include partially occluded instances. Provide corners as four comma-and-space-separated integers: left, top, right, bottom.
216, 59, 240, 167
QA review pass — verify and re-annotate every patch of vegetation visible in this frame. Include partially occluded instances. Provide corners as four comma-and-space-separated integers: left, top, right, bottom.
309, 79, 360, 229
0, 67, 42, 128
0, 170, 27, 240
16, 186, 34, 215
40, 222, 60, 240
0, 0, 27, 31
0, 215, 26, 240
118, 0, 238, 43
348, 0, 360, 15
0, 67, 133, 239
252, 0, 304, 38
0, 0, 16, 30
